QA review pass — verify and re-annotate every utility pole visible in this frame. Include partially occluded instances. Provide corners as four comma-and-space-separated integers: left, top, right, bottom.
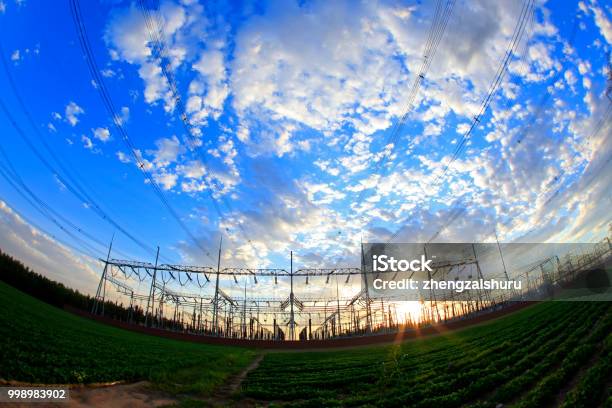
289, 251, 295, 341
424, 244, 440, 322
212, 236, 222, 335
361, 240, 372, 332
472, 243, 489, 307
495, 228, 509, 281
242, 278, 248, 339
145, 246, 160, 327
92, 233, 114, 315
336, 274, 342, 335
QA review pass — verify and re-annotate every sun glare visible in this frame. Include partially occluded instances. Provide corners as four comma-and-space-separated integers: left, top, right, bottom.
395, 301, 423, 324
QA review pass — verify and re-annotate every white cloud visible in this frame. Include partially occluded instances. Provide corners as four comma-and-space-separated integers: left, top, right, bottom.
0, 200, 101, 294
577, 60, 591, 75
101, 68, 116, 77
154, 171, 178, 190
10, 49, 19, 62
231, 0, 410, 143
456, 122, 471, 134
116, 151, 131, 164
301, 181, 346, 205
0, 1, 6, 13
65, 101, 84, 126
104, 0, 216, 122
564, 69, 577, 92
148, 135, 184, 167
81, 135, 94, 150
188, 47, 230, 123
588, 0, 612, 45
92, 127, 111, 142
113, 106, 130, 126
583, 77, 592, 89
423, 122, 443, 137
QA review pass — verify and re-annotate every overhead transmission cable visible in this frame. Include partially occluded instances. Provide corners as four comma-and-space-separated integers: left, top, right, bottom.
0, 140, 136, 259
430, 14, 601, 244
136, 0, 261, 262
430, 0, 535, 189
385, 0, 534, 243
352, 0, 456, 213
0, 191, 102, 261
70, 0, 217, 263
0, 43, 169, 262
0, 155, 104, 257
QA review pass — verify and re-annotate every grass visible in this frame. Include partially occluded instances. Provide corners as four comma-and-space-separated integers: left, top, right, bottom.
242, 301, 612, 407
1, 280, 611, 407
0, 281, 255, 395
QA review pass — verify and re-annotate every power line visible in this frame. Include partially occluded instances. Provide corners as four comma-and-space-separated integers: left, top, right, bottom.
0, 41, 171, 262
431, 14, 593, 243
351, 0, 456, 215
70, 0, 217, 263
430, 0, 534, 188
0, 181, 102, 261
385, 0, 534, 243
0, 141, 136, 259
136, 0, 260, 261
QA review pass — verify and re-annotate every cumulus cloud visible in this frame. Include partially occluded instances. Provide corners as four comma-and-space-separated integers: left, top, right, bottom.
147, 135, 184, 167
65, 101, 84, 126
92, 127, 111, 142
231, 0, 410, 151
81, 135, 94, 150
52, 0, 610, 273
104, 0, 227, 128
116, 151, 131, 164
154, 170, 178, 190
0, 200, 101, 294
587, 0, 612, 45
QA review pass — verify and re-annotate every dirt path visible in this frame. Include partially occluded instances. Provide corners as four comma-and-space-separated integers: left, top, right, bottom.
65, 354, 267, 407
64, 382, 178, 408
2, 354, 267, 408
213, 353, 265, 399
0, 380, 178, 408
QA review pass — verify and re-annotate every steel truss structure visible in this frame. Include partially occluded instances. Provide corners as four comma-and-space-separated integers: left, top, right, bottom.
91, 238, 612, 342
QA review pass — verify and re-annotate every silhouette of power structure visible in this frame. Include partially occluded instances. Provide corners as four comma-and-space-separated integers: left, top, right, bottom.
91, 238, 611, 342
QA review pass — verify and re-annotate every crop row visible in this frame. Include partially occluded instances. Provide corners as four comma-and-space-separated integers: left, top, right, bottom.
242, 302, 610, 406
247, 302, 581, 390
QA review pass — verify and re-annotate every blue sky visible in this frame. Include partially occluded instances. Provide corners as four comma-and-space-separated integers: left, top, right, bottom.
0, 0, 610, 293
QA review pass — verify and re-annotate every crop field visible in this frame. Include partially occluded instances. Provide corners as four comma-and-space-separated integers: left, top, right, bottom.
1, 280, 611, 407
0, 281, 255, 395
243, 301, 612, 407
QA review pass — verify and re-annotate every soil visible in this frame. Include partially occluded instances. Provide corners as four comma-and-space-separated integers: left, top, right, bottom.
0, 381, 178, 408
50, 354, 265, 408
66, 382, 178, 408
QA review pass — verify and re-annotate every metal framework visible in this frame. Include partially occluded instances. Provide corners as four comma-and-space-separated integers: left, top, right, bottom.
91, 238, 612, 341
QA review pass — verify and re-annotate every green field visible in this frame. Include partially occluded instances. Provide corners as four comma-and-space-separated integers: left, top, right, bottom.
1, 281, 611, 407
242, 302, 612, 407
0, 281, 255, 395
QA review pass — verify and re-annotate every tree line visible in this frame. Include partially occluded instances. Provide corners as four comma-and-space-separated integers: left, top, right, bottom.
0, 249, 127, 318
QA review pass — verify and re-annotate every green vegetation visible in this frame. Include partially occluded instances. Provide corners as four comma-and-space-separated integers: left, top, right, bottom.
1, 268, 610, 407
0, 250, 138, 322
0, 281, 255, 395
242, 302, 612, 407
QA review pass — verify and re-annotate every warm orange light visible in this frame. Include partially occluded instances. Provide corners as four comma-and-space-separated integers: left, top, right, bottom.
395, 301, 423, 324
